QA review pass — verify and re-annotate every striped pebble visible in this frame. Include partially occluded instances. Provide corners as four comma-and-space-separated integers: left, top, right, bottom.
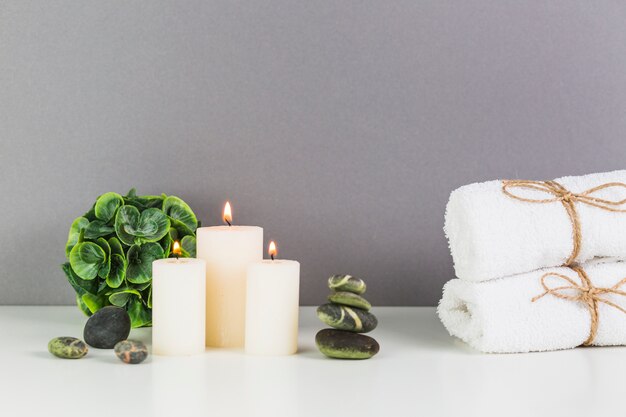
328, 291, 371, 311
328, 274, 367, 295
316, 303, 377, 333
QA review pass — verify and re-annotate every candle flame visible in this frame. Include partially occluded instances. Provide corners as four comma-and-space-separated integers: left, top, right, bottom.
172, 241, 182, 257
268, 241, 277, 260
223, 201, 232, 225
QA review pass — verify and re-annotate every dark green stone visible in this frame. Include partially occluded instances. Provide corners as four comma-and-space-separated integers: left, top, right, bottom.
84, 306, 131, 349
316, 329, 379, 359
328, 274, 366, 294
48, 337, 88, 359
328, 291, 371, 311
114, 340, 148, 364
317, 303, 377, 333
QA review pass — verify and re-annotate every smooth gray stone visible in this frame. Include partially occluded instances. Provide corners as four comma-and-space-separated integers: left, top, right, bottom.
114, 340, 148, 364
48, 336, 88, 359
328, 291, 371, 311
315, 329, 379, 359
317, 303, 377, 333
328, 274, 367, 294
84, 306, 131, 349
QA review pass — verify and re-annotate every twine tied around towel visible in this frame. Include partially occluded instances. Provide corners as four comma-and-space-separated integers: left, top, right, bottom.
532, 265, 626, 346
502, 180, 626, 265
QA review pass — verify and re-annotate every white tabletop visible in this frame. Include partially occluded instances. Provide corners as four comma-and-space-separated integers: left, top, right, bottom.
2, 306, 625, 417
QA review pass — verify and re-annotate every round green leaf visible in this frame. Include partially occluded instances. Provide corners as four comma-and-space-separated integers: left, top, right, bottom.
134, 208, 170, 241
85, 220, 115, 240
83, 202, 97, 221
69, 242, 106, 280
96, 238, 111, 279
163, 196, 198, 234
106, 253, 127, 288
62, 263, 98, 295
76, 294, 92, 316
97, 279, 109, 294
65, 217, 89, 258
95, 192, 123, 222
128, 298, 152, 328
126, 242, 164, 284
108, 287, 141, 307
132, 281, 151, 291
81, 293, 107, 314
147, 286, 152, 309
160, 232, 172, 258
181, 235, 196, 258
108, 236, 124, 256
115, 205, 141, 245
169, 218, 195, 238
124, 188, 165, 210
115, 206, 170, 245
125, 195, 164, 210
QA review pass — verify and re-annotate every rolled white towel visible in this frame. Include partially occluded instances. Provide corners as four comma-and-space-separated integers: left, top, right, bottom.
438, 260, 626, 353
444, 170, 626, 281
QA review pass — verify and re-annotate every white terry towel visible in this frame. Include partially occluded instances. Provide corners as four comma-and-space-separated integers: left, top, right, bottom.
438, 260, 626, 353
444, 170, 626, 282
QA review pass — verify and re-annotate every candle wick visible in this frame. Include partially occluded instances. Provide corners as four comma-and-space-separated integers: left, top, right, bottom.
226, 219, 231, 227
271, 254, 274, 261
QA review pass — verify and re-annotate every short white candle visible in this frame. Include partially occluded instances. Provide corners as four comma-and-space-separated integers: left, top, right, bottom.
196, 202, 263, 348
152, 248, 206, 356
245, 241, 300, 355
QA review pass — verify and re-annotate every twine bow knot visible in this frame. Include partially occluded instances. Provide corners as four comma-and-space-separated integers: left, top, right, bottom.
532, 265, 626, 345
502, 180, 626, 264
561, 192, 573, 203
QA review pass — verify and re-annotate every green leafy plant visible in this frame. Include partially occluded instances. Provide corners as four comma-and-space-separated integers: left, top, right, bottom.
62, 189, 199, 327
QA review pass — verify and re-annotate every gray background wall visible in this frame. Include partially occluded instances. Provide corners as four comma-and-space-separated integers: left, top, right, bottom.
2, 1, 626, 306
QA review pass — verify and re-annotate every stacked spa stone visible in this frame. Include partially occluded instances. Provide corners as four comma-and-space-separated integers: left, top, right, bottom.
315, 275, 379, 359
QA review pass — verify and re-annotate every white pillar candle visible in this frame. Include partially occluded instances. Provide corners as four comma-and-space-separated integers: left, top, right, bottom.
196, 202, 263, 348
245, 241, 300, 355
152, 254, 206, 356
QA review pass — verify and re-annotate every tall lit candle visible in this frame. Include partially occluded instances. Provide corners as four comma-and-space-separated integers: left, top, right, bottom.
196, 202, 263, 348
245, 241, 300, 355
152, 241, 206, 356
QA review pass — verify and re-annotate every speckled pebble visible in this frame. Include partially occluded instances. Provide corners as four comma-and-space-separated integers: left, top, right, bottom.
48, 337, 88, 359
114, 340, 148, 364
